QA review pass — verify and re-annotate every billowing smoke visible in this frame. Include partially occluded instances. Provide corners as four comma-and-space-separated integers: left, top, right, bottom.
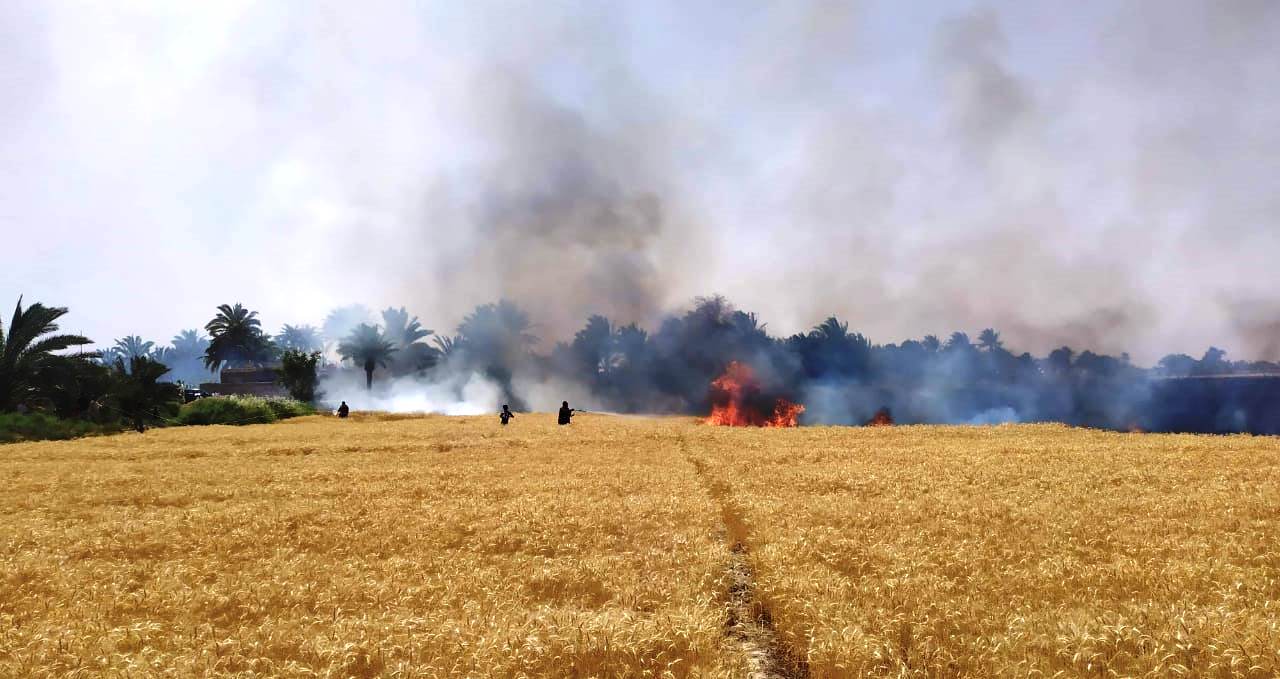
320, 369, 501, 416
3, 3, 1279, 384
308, 295, 1276, 434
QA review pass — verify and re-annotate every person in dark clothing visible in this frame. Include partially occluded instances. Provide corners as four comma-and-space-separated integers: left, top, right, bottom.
557, 401, 575, 425
500, 404, 515, 425
337, 401, 350, 418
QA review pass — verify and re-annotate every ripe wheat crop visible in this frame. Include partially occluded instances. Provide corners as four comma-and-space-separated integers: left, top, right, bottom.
2, 416, 1277, 677
0, 414, 743, 677
684, 423, 1280, 677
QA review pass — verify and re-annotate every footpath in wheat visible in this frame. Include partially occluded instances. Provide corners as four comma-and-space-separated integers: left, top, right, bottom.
2, 414, 1278, 677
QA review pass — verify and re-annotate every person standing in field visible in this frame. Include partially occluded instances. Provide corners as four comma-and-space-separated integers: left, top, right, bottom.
500, 404, 515, 425
558, 401, 575, 425
337, 401, 350, 418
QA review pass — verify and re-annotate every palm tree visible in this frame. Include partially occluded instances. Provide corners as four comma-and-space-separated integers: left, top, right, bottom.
1195, 346, 1229, 375
0, 297, 93, 411
113, 335, 155, 360
159, 329, 213, 385
571, 315, 617, 379
804, 316, 872, 378
381, 307, 438, 374
921, 335, 942, 353
95, 346, 122, 367
203, 303, 274, 371
1047, 346, 1075, 376
433, 335, 460, 361
322, 305, 374, 347
112, 355, 180, 432
338, 323, 397, 389
454, 301, 539, 394
977, 328, 1003, 352
811, 316, 849, 342
276, 324, 323, 352
171, 329, 209, 357
945, 331, 972, 352
381, 307, 432, 346
149, 345, 174, 367
457, 301, 539, 363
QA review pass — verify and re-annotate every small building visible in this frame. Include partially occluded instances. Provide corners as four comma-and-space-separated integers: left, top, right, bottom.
201, 367, 286, 397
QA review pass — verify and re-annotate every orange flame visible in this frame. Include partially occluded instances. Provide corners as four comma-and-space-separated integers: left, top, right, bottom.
705, 361, 804, 427
866, 407, 894, 426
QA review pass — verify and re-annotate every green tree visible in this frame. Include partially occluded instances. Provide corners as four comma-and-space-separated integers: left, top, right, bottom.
457, 301, 538, 364
977, 328, 1003, 352
1047, 346, 1075, 377
112, 355, 180, 432
276, 324, 323, 353
113, 335, 155, 360
802, 316, 872, 378
433, 335, 460, 361
613, 323, 649, 371
0, 297, 93, 412
945, 331, 972, 352
171, 329, 208, 357
35, 352, 115, 420
381, 306, 438, 375
159, 329, 213, 385
455, 301, 538, 401
1194, 347, 1230, 375
570, 314, 617, 381
338, 324, 396, 389
812, 316, 850, 343
203, 303, 275, 371
1156, 353, 1196, 377
279, 349, 322, 402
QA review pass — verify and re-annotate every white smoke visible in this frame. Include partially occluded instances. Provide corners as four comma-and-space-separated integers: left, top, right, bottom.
319, 370, 503, 415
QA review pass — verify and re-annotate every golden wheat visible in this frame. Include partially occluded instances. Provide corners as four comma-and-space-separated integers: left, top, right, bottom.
2, 417, 1278, 677
684, 423, 1280, 677
0, 414, 742, 677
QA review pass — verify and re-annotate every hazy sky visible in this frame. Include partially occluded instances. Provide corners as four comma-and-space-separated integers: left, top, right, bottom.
4, 1, 1278, 363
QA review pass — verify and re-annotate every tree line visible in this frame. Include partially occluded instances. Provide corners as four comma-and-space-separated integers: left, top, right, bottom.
5, 294, 1276, 430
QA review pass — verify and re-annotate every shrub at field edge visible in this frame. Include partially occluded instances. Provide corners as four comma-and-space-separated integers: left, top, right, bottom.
175, 396, 314, 426
0, 412, 123, 443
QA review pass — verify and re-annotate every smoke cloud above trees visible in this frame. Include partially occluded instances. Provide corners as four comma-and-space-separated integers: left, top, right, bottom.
3, 1, 1278, 363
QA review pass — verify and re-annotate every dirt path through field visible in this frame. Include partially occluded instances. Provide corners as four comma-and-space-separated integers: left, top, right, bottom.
682, 437, 809, 679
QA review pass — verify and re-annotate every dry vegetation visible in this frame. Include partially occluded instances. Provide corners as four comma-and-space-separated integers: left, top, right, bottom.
685, 424, 1280, 677
2, 416, 1278, 677
0, 414, 742, 677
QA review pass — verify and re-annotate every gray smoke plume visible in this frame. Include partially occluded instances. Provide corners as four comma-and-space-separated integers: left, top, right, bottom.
2, 1, 1278, 363
380, 69, 685, 341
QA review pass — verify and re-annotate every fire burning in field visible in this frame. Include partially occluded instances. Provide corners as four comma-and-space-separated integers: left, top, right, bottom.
866, 407, 894, 426
705, 361, 804, 427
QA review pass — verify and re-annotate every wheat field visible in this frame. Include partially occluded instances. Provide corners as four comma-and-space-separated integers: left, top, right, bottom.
2, 415, 1277, 677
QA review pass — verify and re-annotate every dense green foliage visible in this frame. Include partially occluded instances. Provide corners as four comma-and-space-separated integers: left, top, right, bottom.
175, 396, 313, 426
260, 396, 315, 420
7, 292, 1279, 438
338, 324, 396, 389
0, 412, 121, 443
203, 303, 276, 371
278, 350, 321, 402
112, 355, 181, 432
381, 306, 439, 375
0, 298, 94, 412
275, 324, 323, 353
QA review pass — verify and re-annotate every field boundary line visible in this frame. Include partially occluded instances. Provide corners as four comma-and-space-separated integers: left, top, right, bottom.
681, 436, 810, 679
